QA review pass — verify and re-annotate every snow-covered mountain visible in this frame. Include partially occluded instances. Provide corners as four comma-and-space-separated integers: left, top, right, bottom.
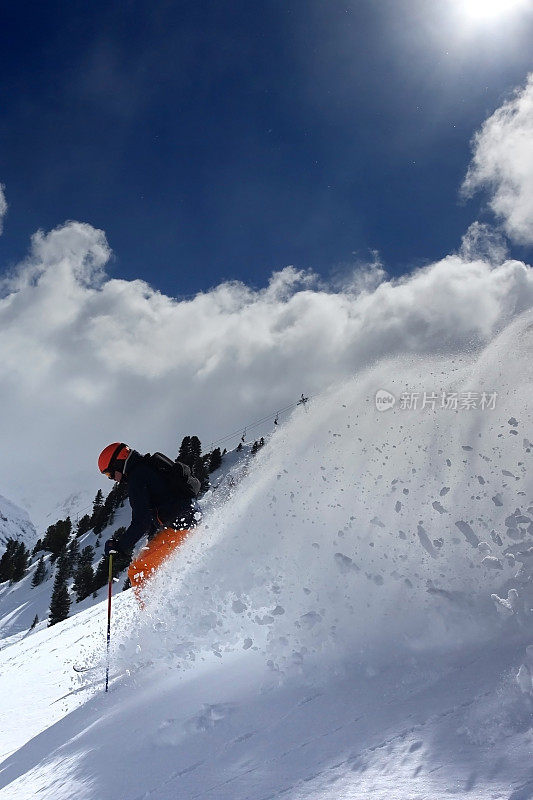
0, 493, 37, 549
0, 310, 532, 799
41, 489, 96, 530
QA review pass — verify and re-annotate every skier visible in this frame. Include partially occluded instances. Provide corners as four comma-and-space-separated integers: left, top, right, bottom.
98, 442, 201, 597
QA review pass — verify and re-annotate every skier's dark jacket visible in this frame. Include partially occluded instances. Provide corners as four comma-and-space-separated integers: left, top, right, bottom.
115, 450, 199, 553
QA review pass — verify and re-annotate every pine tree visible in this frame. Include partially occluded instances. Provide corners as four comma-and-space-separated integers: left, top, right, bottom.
0, 539, 18, 582
73, 545, 95, 603
178, 434, 202, 467
191, 439, 207, 489
54, 548, 71, 584
48, 555, 71, 626
48, 581, 70, 626
97, 490, 118, 534
42, 517, 72, 558
0, 539, 30, 583
89, 482, 127, 537
12, 542, 30, 581
91, 490, 106, 535
189, 436, 202, 462
67, 536, 80, 576
78, 544, 95, 567
209, 447, 223, 473
177, 436, 188, 463
75, 514, 92, 538
92, 489, 104, 515
93, 556, 109, 593
178, 435, 192, 466
32, 538, 43, 556
31, 555, 46, 587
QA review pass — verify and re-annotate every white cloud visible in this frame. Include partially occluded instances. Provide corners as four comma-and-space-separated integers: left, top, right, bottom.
0, 184, 7, 235
0, 220, 531, 525
462, 74, 533, 244
2, 75, 533, 525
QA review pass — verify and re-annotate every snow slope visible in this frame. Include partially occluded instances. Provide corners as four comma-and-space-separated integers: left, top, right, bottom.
2, 610, 532, 800
0, 309, 532, 799
0, 498, 133, 641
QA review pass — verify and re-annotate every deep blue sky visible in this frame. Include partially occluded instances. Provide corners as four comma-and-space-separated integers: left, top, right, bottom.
0, 0, 532, 296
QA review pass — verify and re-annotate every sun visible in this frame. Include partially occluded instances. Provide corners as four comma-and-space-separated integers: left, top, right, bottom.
460, 0, 528, 21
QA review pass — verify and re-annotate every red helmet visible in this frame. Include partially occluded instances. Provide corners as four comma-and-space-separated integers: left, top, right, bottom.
98, 442, 131, 477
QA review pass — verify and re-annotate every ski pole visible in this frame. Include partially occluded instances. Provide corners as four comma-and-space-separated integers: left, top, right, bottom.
105, 551, 114, 693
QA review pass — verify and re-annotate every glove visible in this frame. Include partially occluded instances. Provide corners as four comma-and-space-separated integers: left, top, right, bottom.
104, 537, 121, 557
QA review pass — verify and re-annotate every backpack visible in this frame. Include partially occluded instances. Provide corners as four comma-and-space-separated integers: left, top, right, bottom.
145, 452, 201, 499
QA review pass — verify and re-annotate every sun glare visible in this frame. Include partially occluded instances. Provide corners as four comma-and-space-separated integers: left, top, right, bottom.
460, 0, 527, 21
